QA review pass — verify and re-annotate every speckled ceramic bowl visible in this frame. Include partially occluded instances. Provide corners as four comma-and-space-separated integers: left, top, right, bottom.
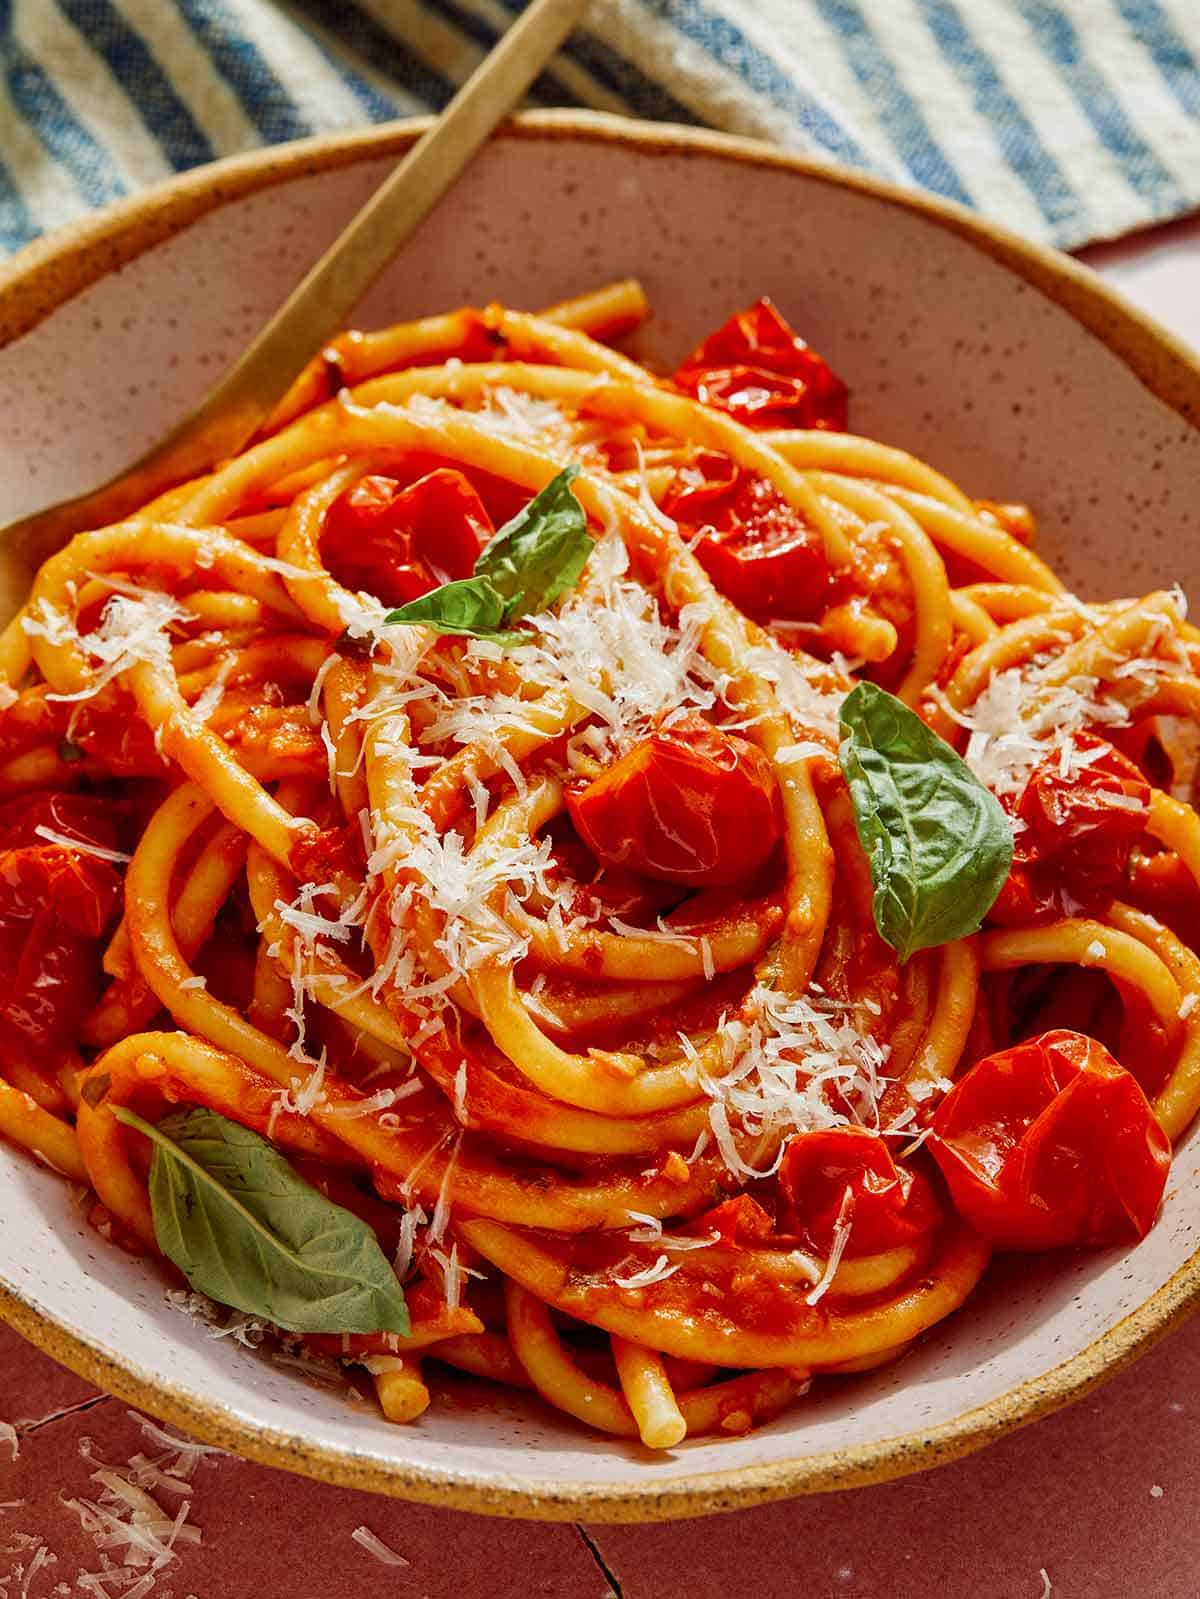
2, 112, 1199, 1522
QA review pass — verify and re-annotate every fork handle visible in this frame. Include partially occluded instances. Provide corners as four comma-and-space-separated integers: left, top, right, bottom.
11, 0, 587, 570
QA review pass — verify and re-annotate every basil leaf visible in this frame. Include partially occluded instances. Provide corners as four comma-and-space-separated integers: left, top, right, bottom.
382, 467, 592, 642
113, 1105, 410, 1335
475, 466, 592, 616
384, 575, 522, 641
838, 681, 1013, 963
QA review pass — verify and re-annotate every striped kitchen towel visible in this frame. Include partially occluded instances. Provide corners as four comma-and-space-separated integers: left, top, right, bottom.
2, 0, 1200, 257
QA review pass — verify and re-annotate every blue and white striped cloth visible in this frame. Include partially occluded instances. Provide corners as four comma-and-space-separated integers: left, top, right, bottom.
2, 0, 1200, 258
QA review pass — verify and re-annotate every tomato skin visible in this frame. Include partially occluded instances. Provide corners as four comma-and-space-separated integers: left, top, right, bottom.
0, 686, 163, 777
1019, 734, 1149, 883
673, 298, 849, 432
0, 793, 124, 1059
565, 714, 781, 888
778, 1126, 940, 1256
927, 1029, 1170, 1251
321, 468, 493, 606
989, 734, 1150, 926
0, 790, 118, 855
0, 846, 121, 1058
664, 453, 829, 620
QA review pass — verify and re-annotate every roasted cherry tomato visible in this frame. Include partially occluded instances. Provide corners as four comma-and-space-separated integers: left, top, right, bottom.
0, 846, 121, 1059
321, 468, 493, 606
0, 685, 163, 778
672, 297, 848, 431
566, 714, 781, 888
0, 792, 124, 1060
663, 450, 829, 620
927, 1029, 1170, 1250
990, 733, 1150, 926
778, 1126, 939, 1256
0, 790, 118, 854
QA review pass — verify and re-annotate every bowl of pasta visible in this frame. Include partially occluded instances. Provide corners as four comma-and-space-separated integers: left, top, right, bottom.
1, 109, 1199, 1522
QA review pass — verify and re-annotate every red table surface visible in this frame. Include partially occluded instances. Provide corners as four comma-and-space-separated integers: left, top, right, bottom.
3, 220, 1199, 1599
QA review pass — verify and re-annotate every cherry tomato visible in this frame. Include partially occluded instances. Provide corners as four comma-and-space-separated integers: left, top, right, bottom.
0, 686, 163, 777
566, 714, 781, 888
0, 790, 118, 854
989, 733, 1150, 926
0, 792, 124, 1060
0, 845, 121, 1058
778, 1126, 939, 1256
672, 297, 849, 431
321, 468, 493, 606
927, 1029, 1170, 1250
663, 451, 829, 620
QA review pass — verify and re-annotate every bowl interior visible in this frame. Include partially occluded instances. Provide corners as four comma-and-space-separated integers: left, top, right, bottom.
2, 118, 1199, 1518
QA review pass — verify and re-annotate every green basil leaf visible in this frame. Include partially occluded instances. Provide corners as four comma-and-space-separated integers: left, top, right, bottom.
113, 1105, 410, 1335
384, 575, 524, 641
838, 681, 1013, 963
383, 467, 592, 642
475, 466, 593, 616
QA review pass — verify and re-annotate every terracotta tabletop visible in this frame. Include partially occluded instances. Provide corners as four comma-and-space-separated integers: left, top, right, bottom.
2, 216, 1199, 1599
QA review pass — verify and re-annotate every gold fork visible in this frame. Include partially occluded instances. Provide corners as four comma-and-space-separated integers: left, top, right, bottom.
0, 0, 588, 602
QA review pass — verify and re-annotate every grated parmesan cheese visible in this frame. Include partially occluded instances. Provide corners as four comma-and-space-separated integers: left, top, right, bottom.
350, 1525, 411, 1568
805, 1188, 855, 1306
32, 827, 132, 865
942, 655, 1149, 804
608, 916, 698, 950
613, 1254, 680, 1289
188, 651, 236, 726
696, 985, 890, 1180
511, 555, 726, 758
55, 1418, 216, 1599
30, 588, 191, 707
306, 651, 340, 726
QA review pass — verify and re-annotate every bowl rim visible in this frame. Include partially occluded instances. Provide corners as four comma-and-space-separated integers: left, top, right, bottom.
2, 107, 1200, 1523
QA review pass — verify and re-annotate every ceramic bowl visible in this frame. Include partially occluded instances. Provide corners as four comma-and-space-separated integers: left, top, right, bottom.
2, 111, 1199, 1523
